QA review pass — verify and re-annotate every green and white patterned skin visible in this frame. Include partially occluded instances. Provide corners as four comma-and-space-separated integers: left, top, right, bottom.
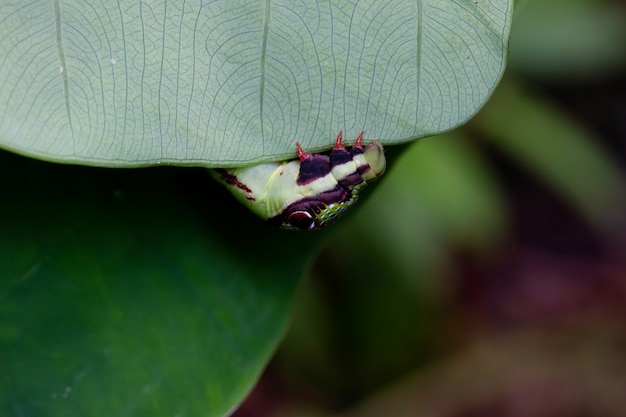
211, 132, 386, 231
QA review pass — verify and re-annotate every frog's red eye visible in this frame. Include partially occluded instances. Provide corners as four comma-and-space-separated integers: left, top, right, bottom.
287, 211, 316, 230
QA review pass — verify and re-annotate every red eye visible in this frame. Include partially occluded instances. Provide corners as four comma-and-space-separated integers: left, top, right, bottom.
287, 211, 316, 230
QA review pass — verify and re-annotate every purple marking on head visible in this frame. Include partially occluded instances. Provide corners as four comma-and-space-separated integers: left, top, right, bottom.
296, 153, 331, 185
350, 146, 364, 156
330, 147, 352, 166
296, 133, 365, 186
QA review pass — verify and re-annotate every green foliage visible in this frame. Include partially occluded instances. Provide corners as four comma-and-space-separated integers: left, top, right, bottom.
0, 153, 321, 416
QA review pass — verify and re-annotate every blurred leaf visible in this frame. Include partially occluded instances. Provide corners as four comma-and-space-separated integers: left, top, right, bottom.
473, 78, 626, 233
0, 0, 512, 166
509, 0, 626, 78
0, 151, 320, 417
348, 132, 509, 278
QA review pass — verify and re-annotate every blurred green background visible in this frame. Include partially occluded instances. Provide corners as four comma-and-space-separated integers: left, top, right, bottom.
234, 0, 626, 415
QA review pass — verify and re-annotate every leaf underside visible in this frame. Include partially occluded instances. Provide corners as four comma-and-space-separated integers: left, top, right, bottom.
0, 0, 512, 167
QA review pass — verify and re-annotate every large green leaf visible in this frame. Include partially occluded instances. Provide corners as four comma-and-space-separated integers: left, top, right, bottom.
0, 0, 512, 167
0, 150, 321, 416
